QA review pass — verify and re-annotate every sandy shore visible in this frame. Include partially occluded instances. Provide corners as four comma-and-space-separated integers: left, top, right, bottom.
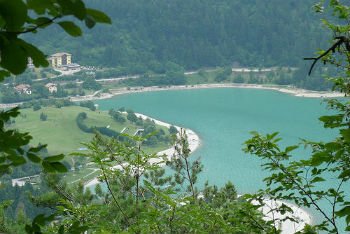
70, 83, 344, 103
0, 82, 343, 109
84, 112, 200, 188
256, 198, 312, 234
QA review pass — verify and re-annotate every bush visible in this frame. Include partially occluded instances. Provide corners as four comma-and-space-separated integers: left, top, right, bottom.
108, 109, 126, 123
215, 67, 232, 82
234, 75, 244, 83
33, 104, 41, 111
169, 125, 178, 135
127, 112, 138, 123
40, 112, 47, 121
82, 77, 102, 90
80, 101, 96, 111
76, 112, 120, 138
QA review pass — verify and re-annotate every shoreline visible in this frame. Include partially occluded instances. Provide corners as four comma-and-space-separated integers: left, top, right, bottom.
69, 83, 344, 103
0, 83, 344, 109
83, 112, 311, 234
257, 198, 312, 234
83, 112, 200, 188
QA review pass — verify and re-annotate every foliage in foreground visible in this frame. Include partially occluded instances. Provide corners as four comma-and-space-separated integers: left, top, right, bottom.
0, 0, 110, 232
244, 1, 350, 233
29, 132, 277, 233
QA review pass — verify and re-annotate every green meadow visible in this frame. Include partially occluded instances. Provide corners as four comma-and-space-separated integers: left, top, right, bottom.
10, 105, 172, 156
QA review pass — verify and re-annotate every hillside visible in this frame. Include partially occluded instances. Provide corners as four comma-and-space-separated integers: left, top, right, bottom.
23, 0, 329, 72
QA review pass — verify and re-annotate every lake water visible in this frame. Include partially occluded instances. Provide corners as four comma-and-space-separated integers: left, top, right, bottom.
95, 88, 334, 192
95, 88, 346, 230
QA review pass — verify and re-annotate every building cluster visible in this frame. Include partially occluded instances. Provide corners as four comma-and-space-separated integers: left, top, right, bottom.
48, 52, 80, 71
45, 83, 58, 93
14, 84, 32, 95
17, 52, 78, 95
28, 52, 80, 71
14, 83, 57, 95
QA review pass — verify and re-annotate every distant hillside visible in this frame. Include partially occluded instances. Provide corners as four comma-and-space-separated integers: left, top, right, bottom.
24, 0, 329, 72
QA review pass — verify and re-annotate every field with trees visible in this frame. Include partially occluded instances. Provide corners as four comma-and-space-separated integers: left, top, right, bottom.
7, 106, 172, 155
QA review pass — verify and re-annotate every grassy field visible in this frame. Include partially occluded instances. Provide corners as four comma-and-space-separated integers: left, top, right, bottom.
9, 105, 174, 185
10, 105, 172, 155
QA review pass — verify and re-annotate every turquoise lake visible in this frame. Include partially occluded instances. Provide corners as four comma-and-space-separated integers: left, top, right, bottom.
95, 88, 335, 193
95, 87, 349, 230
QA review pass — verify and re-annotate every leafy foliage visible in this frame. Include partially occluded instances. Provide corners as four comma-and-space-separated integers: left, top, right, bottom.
244, 1, 350, 233
24, 132, 277, 233
0, 1, 110, 233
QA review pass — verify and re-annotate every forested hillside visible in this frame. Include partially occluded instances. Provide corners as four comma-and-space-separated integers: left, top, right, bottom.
24, 0, 328, 72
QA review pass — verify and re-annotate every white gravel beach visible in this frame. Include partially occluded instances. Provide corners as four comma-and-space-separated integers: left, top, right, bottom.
0, 83, 344, 109
256, 198, 312, 234
69, 83, 344, 103
83, 112, 200, 187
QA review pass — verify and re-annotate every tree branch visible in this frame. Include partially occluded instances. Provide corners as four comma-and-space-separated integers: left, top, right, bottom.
304, 36, 347, 75
101, 166, 130, 226
15, 16, 61, 35
270, 158, 338, 233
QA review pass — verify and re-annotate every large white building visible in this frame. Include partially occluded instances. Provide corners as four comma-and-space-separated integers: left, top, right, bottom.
48, 52, 72, 68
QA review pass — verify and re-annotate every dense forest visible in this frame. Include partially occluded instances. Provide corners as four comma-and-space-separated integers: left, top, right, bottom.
24, 0, 329, 72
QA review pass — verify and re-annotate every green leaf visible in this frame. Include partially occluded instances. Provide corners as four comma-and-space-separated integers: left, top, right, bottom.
285, 145, 298, 153
34, 17, 53, 29
25, 224, 33, 234
8, 156, 26, 166
27, 0, 53, 15
57, 0, 86, 20
50, 162, 68, 172
324, 142, 341, 151
67, 221, 89, 234
29, 144, 47, 153
0, 69, 10, 82
249, 131, 259, 136
0, 0, 27, 31
21, 40, 49, 67
27, 153, 42, 163
338, 169, 350, 180
58, 225, 64, 234
335, 205, 350, 217
86, 8, 111, 24
0, 157, 6, 164
32, 213, 55, 227
44, 154, 64, 162
0, 38, 28, 74
0, 164, 10, 171
310, 176, 325, 183
42, 161, 55, 172
340, 129, 350, 142
85, 15, 96, 29
310, 152, 330, 166
33, 214, 46, 226
58, 21, 82, 37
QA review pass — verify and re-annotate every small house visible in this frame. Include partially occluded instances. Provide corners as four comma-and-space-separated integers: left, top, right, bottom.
14, 84, 32, 94
45, 83, 57, 93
